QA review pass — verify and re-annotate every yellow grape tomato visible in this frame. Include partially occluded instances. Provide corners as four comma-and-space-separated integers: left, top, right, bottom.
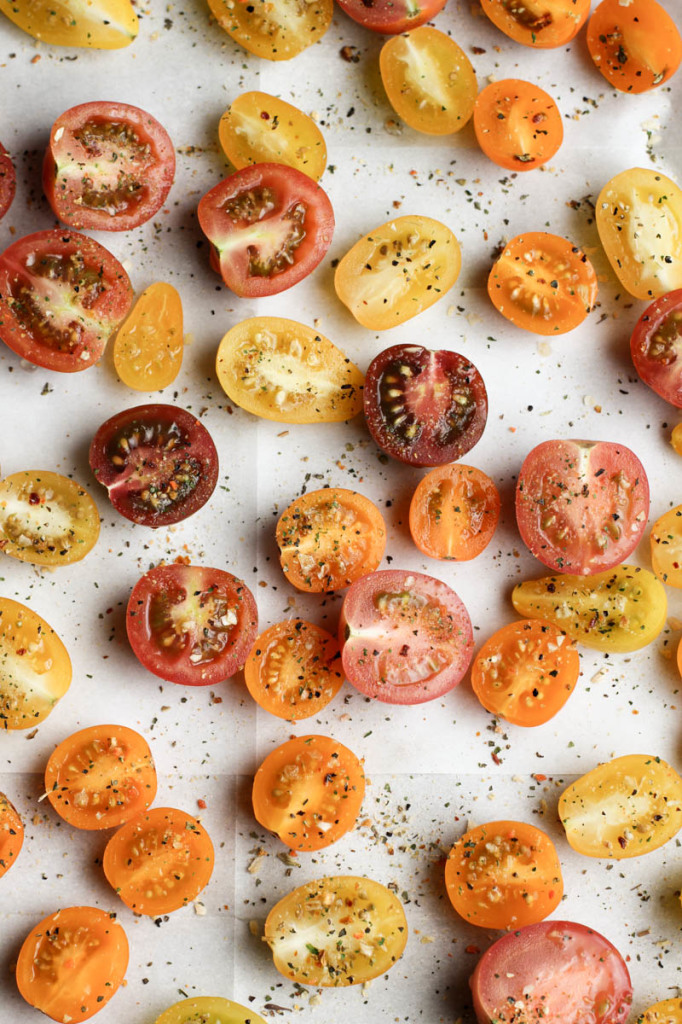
0, 0, 138, 47
155, 996, 267, 1024
206, 0, 333, 61
0, 598, 72, 730
650, 505, 682, 588
219, 92, 327, 180
114, 283, 183, 392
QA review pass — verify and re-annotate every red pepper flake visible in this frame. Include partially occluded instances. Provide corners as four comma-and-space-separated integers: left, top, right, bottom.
197, 799, 207, 809
465, 945, 480, 954
31, 54, 41, 63
533, 773, 547, 782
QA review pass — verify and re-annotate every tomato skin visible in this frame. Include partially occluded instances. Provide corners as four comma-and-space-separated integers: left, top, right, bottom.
126, 564, 258, 686
630, 289, 682, 408
156, 997, 268, 1024
0, 142, 16, 219
219, 92, 327, 181
340, 569, 474, 705
474, 80, 563, 172
481, 0, 590, 48
650, 505, 682, 588
207, 0, 333, 60
637, 998, 682, 1023
198, 163, 334, 298
0, 792, 23, 877
408, 464, 500, 561
0, 597, 72, 730
336, 0, 446, 33
587, 0, 682, 94
0, 0, 138, 48
16, 906, 129, 1023
0, 229, 133, 372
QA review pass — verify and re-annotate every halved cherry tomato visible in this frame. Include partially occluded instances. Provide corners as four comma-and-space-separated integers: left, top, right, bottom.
198, 163, 333, 297
156, 997, 267, 1024
114, 282, 184, 391
89, 404, 219, 527
335, 215, 460, 330
631, 289, 682, 408
596, 168, 682, 300
244, 619, 344, 719
276, 487, 386, 592
516, 439, 650, 574
336, 0, 446, 33
409, 464, 500, 560
471, 920, 632, 1024
0, 142, 16, 219
340, 569, 474, 705
471, 619, 580, 727
126, 563, 258, 686
264, 876, 408, 986
637, 999, 682, 1024
215, 317, 364, 423
0, 792, 23, 877
252, 734, 365, 851
0, 597, 72, 730
559, 754, 682, 859
0, 0, 138, 47
512, 564, 667, 653
0, 470, 100, 567
673, 423, 682, 456
207, 0, 333, 60
488, 233, 598, 335
678, 636, 682, 680
0, 229, 133, 372
474, 80, 563, 172
445, 820, 563, 930
379, 28, 477, 135
16, 906, 129, 1023
45, 724, 157, 831
587, 0, 682, 94
364, 345, 488, 467
103, 806, 214, 915
219, 92, 327, 181
481, 0, 589, 47
44, 102, 175, 232
651, 505, 682, 588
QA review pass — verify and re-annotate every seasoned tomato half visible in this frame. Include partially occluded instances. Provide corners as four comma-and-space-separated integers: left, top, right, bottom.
471, 920, 632, 1024
156, 997, 267, 1024
114, 282, 184, 392
0, 229, 133, 372
89, 403, 219, 527
336, 0, 446, 32
335, 215, 460, 330
0, 142, 16, 219
216, 317, 364, 423
253, 734, 365, 851
244, 619, 344, 720
480, 0, 590, 47
16, 906, 129, 1024
198, 163, 333, 297
650, 505, 682, 588
364, 345, 488, 467
637, 999, 682, 1024
0, 470, 99, 567
0, 597, 72, 731
0, 0, 138, 47
515, 439, 650, 574
265, 876, 408, 986
340, 569, 474, 705
126, 563, 258, 686
219, 92, 327, 181
587, 0, 682, 94
0, 792, 23, 877
409, 464, 500, 560
673, 423, 682, 456
45, 724, 157, 830
474, 80, 563, 172
276, 487, 386, 592
103, 806, 214, 915
631, 289, 682, 408
207, 0, 333, 60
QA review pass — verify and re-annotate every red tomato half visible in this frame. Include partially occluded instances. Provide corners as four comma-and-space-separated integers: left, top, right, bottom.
516, 439, 650, 575
89, 404, 219, 527
43, 101, 175, 232
127, 564, 258, 686
631, 289, 682, 408
0, 230, 133, 372
340, 569, 474, 705
0, 142, 16, 219
335, 0, 447, 34
197, 163, 334, 298
471, 920, 633, 1024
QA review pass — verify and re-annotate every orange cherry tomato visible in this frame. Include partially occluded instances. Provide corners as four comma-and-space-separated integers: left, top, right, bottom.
16, 906, 129, 1023
252, 734, 365, 851
0, 791, 23, 877
474, 80, 563, 172
0, 0, 138, 48
650, 505, 682, 588
445, 820, 564, 929
672, 423, 682, 455
276, 487, 386, 592
244, 619, 343, 720
488, 232, 598, 335
587, 0, 682, 94
409, 464, 500, 561
206, 0, 333, 60
470, 619, 580, 727
114, 283, 183, 391
677, 636, 682, 680
45, 724, 157, 830
637, 1000, 682, 1024
103, 806, 215, 915
0, 597, 72, 731
219, 92, 327, 181
481, 0, 590, 48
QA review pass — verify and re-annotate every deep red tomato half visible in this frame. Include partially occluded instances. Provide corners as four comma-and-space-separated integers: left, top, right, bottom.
364, 344, 487, 466
89, 404, 219, 527
340, 569, 474, 705
127, 564, 258, 686
0, 230, 133, 372
197, 163, 334, 298
335, 0, 447, 34
631, 288, 682, 408
0, 142, 16, 219
516, 439, 650, 575
43, 101, 175, 232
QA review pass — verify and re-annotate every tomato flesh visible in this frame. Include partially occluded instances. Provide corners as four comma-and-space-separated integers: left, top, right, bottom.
114, 282, 184, 392
587, 0, 682, 94
207, 0, 333, 60
219, 92, 327, 181
0, 142, 16, 219
0, 597, 72, 730
409, 464, 500, 560
0, 792, 23, 877
481, 0, 590, 47
156, 997, 268, 1024
474, 80, 563, 172
336, 0, 446, 33
0, 0, 138, 48
650, 505, 682, 588
631, 289, 682, 408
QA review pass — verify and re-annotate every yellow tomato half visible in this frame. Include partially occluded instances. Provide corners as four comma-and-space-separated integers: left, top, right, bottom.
114, 283, 183, 392
0, 0, 138, 47
0, 598, 72, 730
219, 92, 326, 180
650, 505, 682, 588
0, 470, 100, 566
156, 997, 267, 1024
637, 998, 682, 1023
207, 0, 333, 60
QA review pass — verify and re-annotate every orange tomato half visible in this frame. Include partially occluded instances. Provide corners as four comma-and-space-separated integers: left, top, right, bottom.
481, 0, 590, 48
474, 80, 563, 172
114, 282, 183, 391
587, 0, 682, 94
409, 464, 500, 560
0, 792, 23, 877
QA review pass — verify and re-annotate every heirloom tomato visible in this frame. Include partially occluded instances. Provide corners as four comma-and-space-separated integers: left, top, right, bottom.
596, 168, 682, 300
0, 142, 15, 219
216, 317, 363, 423
474, 80, 563, 172
0, 229, 133, 372
16, 906, 129, 1023
650, 505, 682, 587
0, 792, 23, 877
409, 464, 500, 560
587, 0, 682, 94
637, 1000, 682, 1023
219, 92, 326, 180
264, 875, 408, 985
156, 998, 267, 1024
0, 597, 72, 730
631, 289, 682, 407
252, 734, 365, 851
0, 470, 99, 567
334, 215, 460, 329
480, 0, 590, 47
114, 282, 183, 391
0, 0, 138, 47
126, 563, 258, 686
340, 569, 474, 705
379, 28, 477, 135
207, 0, 333, 60
559, 754, 682, 859
336, 0, 446, 32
